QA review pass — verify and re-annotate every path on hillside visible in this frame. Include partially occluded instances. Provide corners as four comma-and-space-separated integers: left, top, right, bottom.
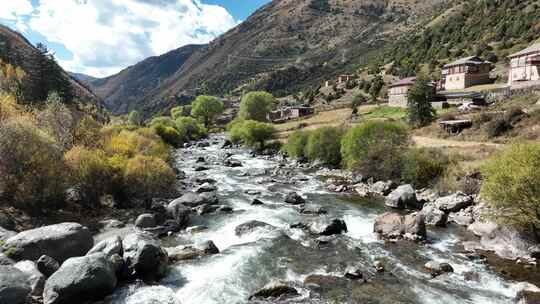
412, 136, 504, 149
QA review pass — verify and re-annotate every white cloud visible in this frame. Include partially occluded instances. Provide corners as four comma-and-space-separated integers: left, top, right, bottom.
0, 0, 33, 20
26, 0, 237, 77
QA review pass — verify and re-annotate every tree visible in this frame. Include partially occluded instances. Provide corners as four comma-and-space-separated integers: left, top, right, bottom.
128, 110, 143, 126
239, 91, 275, 122
170, 106, 185, 120
305, 127, 343, 166
407, 75, 436, 128
369, 75, 384, 102
283, 130, 310, 159
36, 92, 75, 150
191, 95, 224, 128
229, 120, 275, 150
481, 143, 540, 233
351, 94, 366, 115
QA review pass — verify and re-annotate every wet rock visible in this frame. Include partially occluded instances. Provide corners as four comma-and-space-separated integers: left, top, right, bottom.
0, 253, 14, 266
0, 213, 15, 231
14, 260, 45, 296
87, 236, 123, 258
0, 265, 31, 304
197, 178, 217, 184
516, 284, 540, 304
166, 240, 219, 262
135, 214, 157, 229
284, 192, 305, 205
197, 142, 210, 148
310, 219, 348, 236
371, 180, 396, 196
385, 184, 418, 209
424, 261, 454, 277
99, 219, 125, 230
221, 139, 233, 149
150, 201, 168, 224
315, 235, 336, 246
224, 158, 242, 167
235, 221, 276, 236
245, 190, 262, 196
374, 212, 426, 241
186, 225, 208, 234
420, 203, 448, 227
196, 156, 206, 163
37, 255, 60, 278
194, 166, 209, 171
463, 271, 480, 282
448, 207, 474, 226
166, 199, 191, 228
217, 205, 233, 213
195, 204, 220, 215
290, 222, 309, 230
2, 222, 93, 263
251, 199, 264, 205
122, 232, 168, 282
433, 192, 473, 213
354, 183, 372, 197
299, 204, 328, 215
196, 182, 217, 193
0, 226, 16, 242
373, 261, 385, 273
344, 266, 364, 280
249, 281, 298, 300
43, 253, 117, 304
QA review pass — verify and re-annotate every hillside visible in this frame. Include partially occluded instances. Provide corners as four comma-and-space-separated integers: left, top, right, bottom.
0, 24, 104, 112
84, 44, 204, 114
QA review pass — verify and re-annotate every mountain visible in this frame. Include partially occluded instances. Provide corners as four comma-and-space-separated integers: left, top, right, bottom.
89, 0, 449, 116
70, 72, 99, 84
0, 24, 104, 111
83, 44, 204, 114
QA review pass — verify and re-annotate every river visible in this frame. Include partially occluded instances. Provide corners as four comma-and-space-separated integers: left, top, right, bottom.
102, 135, 528, 304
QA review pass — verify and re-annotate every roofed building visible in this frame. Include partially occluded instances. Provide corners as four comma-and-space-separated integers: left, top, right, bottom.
388, 77, 417, 107
442, 56, 492, 90
508, 43, 540, 85
337, 74, 355, 84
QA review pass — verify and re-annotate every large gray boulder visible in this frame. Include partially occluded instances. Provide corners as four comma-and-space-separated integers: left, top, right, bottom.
420, 203, 448, 227
424, 261, 454, 277
87, 236, 123, 258
385, 184, 418, 209
249, 281, 298, 300
433, 192, 473, 213
0, 265, 31, 304
166, 200, 191, 228
235, 221, 276, 236
2, 223, 93, 263
370, 180, 396, 196
166, 240, 219, 262
284, 192, 305, 205
374, 212, 426, 241
122, 232, 168, 282
43, 253, 117, 304
170, 192, 218, 208
14, 260, 45, 296
310, 219, 348, 236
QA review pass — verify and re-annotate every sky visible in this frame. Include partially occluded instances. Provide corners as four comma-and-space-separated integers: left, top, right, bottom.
0, 0, 270, 78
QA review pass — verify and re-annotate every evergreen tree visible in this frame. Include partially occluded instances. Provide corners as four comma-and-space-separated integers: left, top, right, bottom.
407, 75, 436, 128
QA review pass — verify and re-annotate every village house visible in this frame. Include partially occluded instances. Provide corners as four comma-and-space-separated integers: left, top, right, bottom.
441, 56, 492, 90
336, 74, 355, 84
388, 77, 417, 107
267, 106, 314, 123
508, 43, 540, 85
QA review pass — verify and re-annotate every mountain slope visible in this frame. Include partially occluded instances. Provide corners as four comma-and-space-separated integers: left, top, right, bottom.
84, 44, 204, 114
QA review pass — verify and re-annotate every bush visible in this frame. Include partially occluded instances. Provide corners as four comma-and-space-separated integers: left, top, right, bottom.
153, 124, 184, 148
64, 147, 113, 207
481, 143, 540, 229
486, 117, 512, 138
228, 120, 275, 150
238, 91, 275, 122
305, 127, 343, 166
36, 93, 75, 150
128, 110, 143, 126
170, 106, 185, 120
401, 148, 449, 188
341, 121, 409, 180
104, 129, 170, 161
175, 117, 207, 141
283, 130, 310, 159
0, 118, 66, 209
191, 95, 224, 128
73, 116, 103, 148
123, 155, 176, 206
149, 116, 176, 129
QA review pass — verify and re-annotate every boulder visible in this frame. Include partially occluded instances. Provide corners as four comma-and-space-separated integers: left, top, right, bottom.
371, 180, 396, 196
43, 253, 117, 304
424, 261, 454, 277
343, 266, 364, 280
373, 212, 426, 241
299, 205, 328, 215
420, 203, 448, 227
194, 166, 209, 171
166, 240, 219, 262
196, 182, 217, 193
217, 205, 233, 213
14, 260, 45, 296
0, 265, 31, 304
2, 223, 93, 263
0, 226, 16, 242
196, 156, 205, 163
195, 204, 220, 215
122, 232, 168, 282
385, 184, 418, 209
251, 199, 264, 206
221, 140, 233, 149
0, 213, 15, 231
433, 192, 473, 213
310, 219, 348, 236
284, 192, 305, 205
245, 190, 262, 196
149, 201, 168, 224
249, 281, 298, 300
87, 236, 123, 258
166, 199, 191, 228
224, 158, 242, 167
170, 192, 218, 208
0, 253, 14, 266
135, 214, 157, 229
235, 221, 276, 236
373, 261, 385, 273
37, 255, 60, 278
448, 207, 474, 226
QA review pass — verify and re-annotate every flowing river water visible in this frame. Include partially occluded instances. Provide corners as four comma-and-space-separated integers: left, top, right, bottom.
101, 135, 530, 304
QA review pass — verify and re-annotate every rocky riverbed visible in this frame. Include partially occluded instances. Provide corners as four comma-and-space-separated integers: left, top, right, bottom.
1, 135, 539, 304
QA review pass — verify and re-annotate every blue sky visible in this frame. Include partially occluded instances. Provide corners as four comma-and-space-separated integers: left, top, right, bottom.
0, 0, 271, 77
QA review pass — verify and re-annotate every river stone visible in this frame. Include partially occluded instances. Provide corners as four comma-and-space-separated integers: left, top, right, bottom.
186, 225, 208, 234
249, 281, 298, 300
87, 236, 123, 258
14, 260, 45, 296
99, 219, 125, 230
424, 261, 454, 277
344, 266, 364, 280
2, 222, 93, 263
299, 204, 328, 215
135, 214, 157, 229
122, 232, 168, 282
167, 240, 219, 262
0, 265, 31, 304
171, 192, 218, 208
196, 182, 217, 193
0, 253, 14, 266
196, 204, 220, 215
166, 200, 191, 227
251, 199, 264, 205
420, 203, 448, 227
43, 253, 117, 304
433, 192, 473, 213
385, 184, 418, 209
371, 180, 396, 196
37, 255, 60, 278
448, 207, 475, 226
194, 166, 209, 171
284, 192, 305, 205
224, 158, 242, 167
373, 212, 426, 241
196, 156, 205, 163
235, 221, 276, 236
310, 219, 348, 236
0, 226, 16, 242
0, 213, 15, 231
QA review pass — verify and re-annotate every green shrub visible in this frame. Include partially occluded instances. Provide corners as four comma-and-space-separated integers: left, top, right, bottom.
238, 91, 275, 122
228, 120, 275, 149
149, 116, 176, 129
401, 148, 449, 188
128, 110, 143, 126
74, 116, 103, 148
486, 117, 512, 138
305, 127, 343, 166
65, 147, 114, 207
104, 129, 170, 161
341, 121, 409, 180
123, 155, 176, 205
283, 130, 310, 159
175, 117, 207, 141
481, 143, 540, 229
191, 95, 224, 128
170, 106, 185, 120
228, 119, 246, 144
0, 118, 66, 209
153, 124, 185, 148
